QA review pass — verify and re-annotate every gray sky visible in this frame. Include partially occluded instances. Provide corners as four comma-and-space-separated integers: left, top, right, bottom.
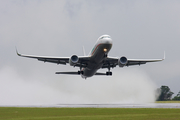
0, 0, 180, 105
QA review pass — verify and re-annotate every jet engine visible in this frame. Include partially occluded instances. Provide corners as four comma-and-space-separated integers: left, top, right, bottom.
69, 55, 79, 66
118, 56, 128, 67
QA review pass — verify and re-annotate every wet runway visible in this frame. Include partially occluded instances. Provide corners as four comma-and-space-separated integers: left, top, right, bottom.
55, 103, 180, 108
2, 103, 180, 108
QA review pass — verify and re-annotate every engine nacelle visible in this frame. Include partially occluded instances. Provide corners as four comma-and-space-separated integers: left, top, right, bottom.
69, 55, 79, 66
118, 56, 128, 67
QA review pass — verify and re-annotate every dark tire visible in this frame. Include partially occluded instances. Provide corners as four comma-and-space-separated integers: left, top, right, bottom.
110, 72, 112, 76
106, 72, 112, 76
81, 71, 84, 75
106, 72, 109, 75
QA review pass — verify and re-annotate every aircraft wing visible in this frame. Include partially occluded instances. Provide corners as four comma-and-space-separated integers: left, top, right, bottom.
102, 55, 165, 68
16, 49, 164, 69
16, 50, 90, 67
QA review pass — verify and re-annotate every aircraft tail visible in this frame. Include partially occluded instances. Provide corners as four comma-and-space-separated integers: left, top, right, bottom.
82, 46, 86, 56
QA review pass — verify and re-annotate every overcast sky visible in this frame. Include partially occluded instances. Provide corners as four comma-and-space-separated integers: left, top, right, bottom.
0, 0, 180, 105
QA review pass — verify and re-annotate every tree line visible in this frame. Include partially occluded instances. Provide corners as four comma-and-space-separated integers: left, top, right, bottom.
157, 86, 180, 101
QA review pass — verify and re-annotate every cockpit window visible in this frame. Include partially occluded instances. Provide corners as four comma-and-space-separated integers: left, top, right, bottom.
100, 37, 104, 39
100, 36, 110, 39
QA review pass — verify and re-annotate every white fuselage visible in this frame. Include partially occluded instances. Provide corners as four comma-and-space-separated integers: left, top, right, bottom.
81, 35, 112, 78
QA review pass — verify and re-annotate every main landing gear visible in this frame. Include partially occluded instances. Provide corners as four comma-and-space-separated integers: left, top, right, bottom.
106, 71, 112, 76
78, 70, 84, 75
106, 67, 112, 76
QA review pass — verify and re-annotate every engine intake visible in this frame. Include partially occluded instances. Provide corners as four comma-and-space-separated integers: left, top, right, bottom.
69, 55, 79, 66
118, 56, 128, 67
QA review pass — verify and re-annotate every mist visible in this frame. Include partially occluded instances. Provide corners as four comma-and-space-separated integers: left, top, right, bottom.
0, 66, 157, 105
1, 0, 179, 106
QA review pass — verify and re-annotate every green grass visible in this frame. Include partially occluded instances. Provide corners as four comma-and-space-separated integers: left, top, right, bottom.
156, 101, 180, 103
0, 107, 180, 120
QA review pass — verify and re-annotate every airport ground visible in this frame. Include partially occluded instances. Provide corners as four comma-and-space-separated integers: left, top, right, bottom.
1, 103, 180, 120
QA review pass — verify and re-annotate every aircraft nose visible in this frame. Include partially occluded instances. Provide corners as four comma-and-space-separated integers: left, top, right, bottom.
103, 38, 112, 44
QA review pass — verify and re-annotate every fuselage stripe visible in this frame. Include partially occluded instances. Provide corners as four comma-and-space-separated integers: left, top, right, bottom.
91, 43, 101, 56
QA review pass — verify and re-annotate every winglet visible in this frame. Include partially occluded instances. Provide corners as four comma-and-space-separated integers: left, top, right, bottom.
15, 47, 21, 56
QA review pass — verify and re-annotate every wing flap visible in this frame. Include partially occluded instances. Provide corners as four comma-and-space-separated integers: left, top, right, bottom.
38, 58, 67, 65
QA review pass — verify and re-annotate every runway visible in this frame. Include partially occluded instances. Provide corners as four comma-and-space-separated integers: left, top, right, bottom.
2, 103, 180, 108
55, 103, 180, 108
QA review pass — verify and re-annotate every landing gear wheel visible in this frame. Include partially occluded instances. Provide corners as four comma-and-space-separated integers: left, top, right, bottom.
78, 71, 84, 75
110, 72, 112, 75
106, 72, 112, 76
81, 71, 84, 75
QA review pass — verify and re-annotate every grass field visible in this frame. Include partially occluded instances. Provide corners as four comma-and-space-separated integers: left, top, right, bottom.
0, 107, 180, 120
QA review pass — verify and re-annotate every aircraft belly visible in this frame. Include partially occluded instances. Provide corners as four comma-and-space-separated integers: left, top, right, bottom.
82, 43, 112, 78
83, 68, 98, 77
83, 62, 103, 77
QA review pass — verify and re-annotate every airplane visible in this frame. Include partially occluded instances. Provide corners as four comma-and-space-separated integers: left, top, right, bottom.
16, 35, 165, 79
